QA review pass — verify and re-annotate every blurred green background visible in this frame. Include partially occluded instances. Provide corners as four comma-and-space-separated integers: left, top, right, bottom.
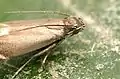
0, 0, 120, 79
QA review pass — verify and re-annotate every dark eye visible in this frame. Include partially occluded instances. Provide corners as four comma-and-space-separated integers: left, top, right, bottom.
72, 27, 76, 29
78, 17, 81, 20
83, 25, 86, 27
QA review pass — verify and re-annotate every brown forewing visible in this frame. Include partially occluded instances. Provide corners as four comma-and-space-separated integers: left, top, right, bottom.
0, 18, 67, 59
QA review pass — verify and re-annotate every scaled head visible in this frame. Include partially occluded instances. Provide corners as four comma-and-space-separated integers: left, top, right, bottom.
63, 16, 86, 36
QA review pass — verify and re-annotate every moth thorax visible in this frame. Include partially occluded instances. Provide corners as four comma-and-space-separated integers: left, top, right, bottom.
64, 17, 77, 27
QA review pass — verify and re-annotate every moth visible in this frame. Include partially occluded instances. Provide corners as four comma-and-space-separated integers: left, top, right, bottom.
0, 11, 86, 79
0, 11, 86, 60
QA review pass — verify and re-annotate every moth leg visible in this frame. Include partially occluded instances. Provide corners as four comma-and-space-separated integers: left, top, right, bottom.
39, 51, 51, 70
42, 51, 50, 66
11, 42, 58, 79
3, 60, 19, 70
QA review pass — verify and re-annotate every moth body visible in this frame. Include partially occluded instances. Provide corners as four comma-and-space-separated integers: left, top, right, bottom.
0, 16, 85, 59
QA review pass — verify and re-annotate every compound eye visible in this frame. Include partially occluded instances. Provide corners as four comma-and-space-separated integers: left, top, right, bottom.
83, 25, 86, 27
78, 17, 81, 20
78, 17, 83, 20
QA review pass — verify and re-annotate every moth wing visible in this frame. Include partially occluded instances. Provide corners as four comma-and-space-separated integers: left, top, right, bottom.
0, 19, 65, 59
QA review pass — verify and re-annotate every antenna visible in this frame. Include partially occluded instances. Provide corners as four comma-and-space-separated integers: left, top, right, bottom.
4, 11, 71, 17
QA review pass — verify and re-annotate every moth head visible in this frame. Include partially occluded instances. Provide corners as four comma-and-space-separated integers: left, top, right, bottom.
64, 16, 86, 36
